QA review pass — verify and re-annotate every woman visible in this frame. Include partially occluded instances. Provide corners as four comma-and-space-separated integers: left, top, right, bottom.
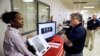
1, 11, 35, 56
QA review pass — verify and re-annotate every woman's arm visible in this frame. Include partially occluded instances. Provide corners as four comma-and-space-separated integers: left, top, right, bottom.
11, 33, 35, 56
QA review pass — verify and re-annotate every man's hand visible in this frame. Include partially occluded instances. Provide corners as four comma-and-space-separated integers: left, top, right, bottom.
68, 43, 73, 47
62, 34, 73, 47
95, 27, 100, 31
65, 38, 73, 47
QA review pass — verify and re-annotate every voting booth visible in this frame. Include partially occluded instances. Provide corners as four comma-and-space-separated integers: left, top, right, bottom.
27, 22, 64, 56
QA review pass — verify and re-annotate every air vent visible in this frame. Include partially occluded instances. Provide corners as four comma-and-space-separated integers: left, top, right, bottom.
74, 2, 87, 4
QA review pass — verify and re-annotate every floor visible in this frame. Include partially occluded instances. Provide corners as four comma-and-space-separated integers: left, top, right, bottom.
83, 30, 100, 56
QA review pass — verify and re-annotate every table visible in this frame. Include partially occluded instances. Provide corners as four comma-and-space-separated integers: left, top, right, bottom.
44, 35, 64, 56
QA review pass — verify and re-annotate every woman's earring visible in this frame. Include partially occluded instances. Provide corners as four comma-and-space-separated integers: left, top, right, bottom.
10, 21, 14, 25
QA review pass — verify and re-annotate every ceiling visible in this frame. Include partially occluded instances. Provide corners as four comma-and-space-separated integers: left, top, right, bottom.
61, 0, 100, 13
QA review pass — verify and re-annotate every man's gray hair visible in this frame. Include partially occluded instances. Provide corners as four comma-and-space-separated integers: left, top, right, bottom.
70, 13, 83, 22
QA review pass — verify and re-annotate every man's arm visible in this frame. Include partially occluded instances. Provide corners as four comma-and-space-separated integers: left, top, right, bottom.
95, 20, 100, 31
62, 34, 73, 47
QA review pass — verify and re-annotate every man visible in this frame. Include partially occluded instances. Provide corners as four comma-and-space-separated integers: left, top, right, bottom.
63, 13, 86, 56
85, 15, 100, 51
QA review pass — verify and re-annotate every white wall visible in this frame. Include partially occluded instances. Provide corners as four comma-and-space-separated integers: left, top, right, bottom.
0, 20, 7, 56
0, 0, 11, 56
0, 0, 11, 17
39, 0, 71, 25
97, 13, 100, 19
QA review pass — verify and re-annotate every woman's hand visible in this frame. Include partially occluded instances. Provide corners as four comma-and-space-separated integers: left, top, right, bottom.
27, 34, 33, 40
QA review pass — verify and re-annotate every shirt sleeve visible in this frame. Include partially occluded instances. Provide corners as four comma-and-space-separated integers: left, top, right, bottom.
10, 33, 35, 56
87, 21, 91, 29
97, 20, 100, 27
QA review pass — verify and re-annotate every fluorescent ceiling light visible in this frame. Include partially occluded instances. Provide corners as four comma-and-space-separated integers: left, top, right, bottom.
83, 6, 95, 8
23, 0, 34, 2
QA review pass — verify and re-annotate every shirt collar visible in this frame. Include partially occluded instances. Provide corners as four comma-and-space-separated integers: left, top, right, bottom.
72, 23, 82, 29
8, 26, 19, 33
